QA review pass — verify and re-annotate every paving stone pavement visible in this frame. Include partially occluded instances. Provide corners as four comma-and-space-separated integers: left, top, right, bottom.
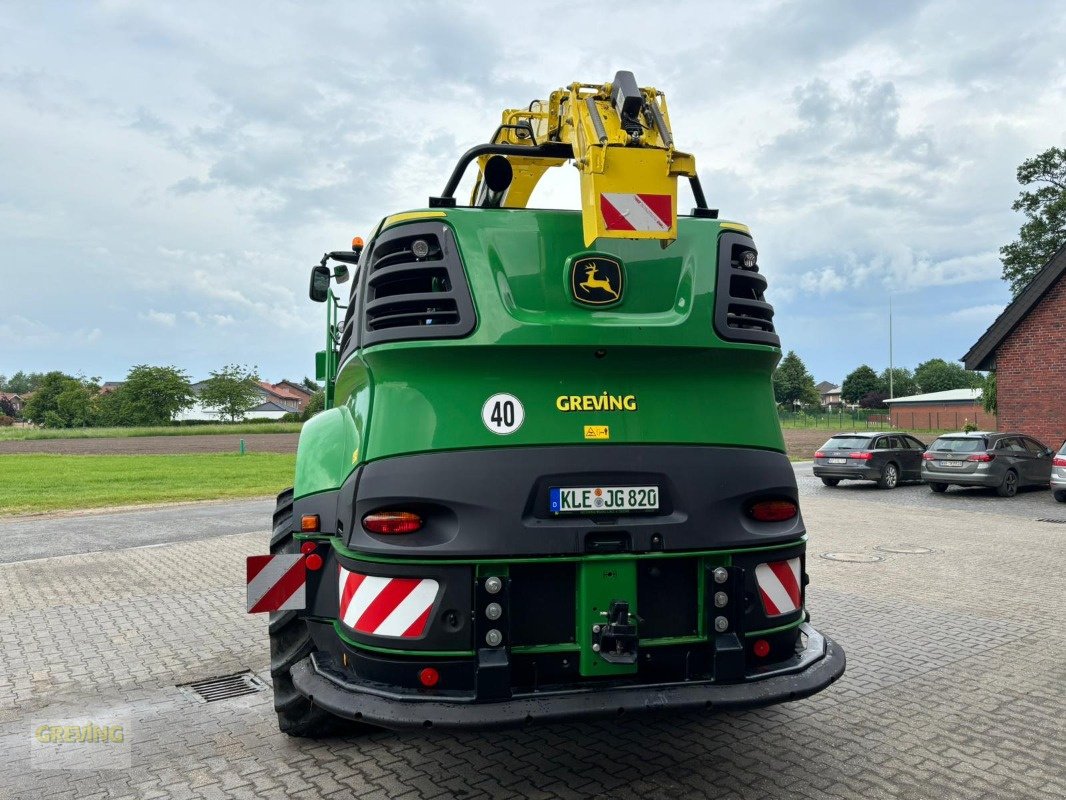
0, 496, 1063, 799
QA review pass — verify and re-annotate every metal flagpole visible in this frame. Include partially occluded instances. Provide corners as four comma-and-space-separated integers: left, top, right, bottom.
889, 295, 894, 399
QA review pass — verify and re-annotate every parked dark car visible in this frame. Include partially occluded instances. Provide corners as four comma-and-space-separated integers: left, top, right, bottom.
921, 431, 1053, 497
813, 432, 927, 489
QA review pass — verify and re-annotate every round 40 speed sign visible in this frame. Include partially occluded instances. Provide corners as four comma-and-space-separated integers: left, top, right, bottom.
481, 393, 525, 435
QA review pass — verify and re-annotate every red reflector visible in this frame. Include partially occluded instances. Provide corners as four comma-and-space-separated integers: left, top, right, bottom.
814, 451, 825, 459
1054, 457, 1066, 467
967, 453, 994, 462
749, 500, 798, 522
848, 452, 873, 460
363, 511, 423, 535
300, 541, 316, 554
418, 667, 439, 688
301, 514, 320, 532
304, 553, 323, 571
753, 639, 771, 658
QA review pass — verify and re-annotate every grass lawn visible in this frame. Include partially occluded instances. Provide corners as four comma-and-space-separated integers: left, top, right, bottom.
0, 422, 302, 442
0, 453, 296, 515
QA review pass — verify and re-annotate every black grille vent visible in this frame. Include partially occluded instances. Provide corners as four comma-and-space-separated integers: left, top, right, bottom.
362, 222, 475, 346
713, 232, 780, 346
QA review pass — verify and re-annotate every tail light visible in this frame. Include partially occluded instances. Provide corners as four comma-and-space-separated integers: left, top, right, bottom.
967, 453, 994, 462
1053, 456, 1066, 467
848, 451, 873, 460
922, 452, 935, 461
814, 451, 825, 458
748, 499, 798, 522
363, 511, 423, 534
754, 557, 802, 617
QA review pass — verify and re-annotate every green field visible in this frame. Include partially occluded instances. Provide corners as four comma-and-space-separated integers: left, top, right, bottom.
0, 453, 296, 515
0, 422, 302, 442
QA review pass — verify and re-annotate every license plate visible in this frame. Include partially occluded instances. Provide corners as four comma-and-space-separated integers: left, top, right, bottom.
938, 460, 965, 468
827, 458, 847, 464
550, 486, 659, 513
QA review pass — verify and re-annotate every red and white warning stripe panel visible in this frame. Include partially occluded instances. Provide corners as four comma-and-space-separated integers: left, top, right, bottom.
246, 554, 306, 613
755, 557, 802, 617
600, 192, 673, 233
338, 566, 439, 639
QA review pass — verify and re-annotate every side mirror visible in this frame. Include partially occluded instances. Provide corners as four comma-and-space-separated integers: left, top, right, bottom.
309, 265, 331, 302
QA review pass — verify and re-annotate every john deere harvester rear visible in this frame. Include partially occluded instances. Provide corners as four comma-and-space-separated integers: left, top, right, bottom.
248, 71, 844, 736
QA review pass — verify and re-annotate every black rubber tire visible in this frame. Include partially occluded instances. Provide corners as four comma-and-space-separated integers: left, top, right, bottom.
928, 482, 948, 493
820, 477, 840, 487
268, 488, 365, 738
995, 470, 1019, 498
1054, 490, 1066, 503
876, 463, 899, 490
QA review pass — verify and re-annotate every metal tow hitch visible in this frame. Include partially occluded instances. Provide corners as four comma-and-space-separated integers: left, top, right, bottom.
591, 600, 638, 664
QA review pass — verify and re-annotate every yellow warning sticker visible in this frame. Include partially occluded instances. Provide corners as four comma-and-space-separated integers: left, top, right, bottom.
584, 425, 610, 440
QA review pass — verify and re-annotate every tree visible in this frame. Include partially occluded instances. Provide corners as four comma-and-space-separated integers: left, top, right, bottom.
860, 390, 889, 409
0, 396, 16, 418
983, 372, 997, 415
841, 365, 881, 405
773, 351, 819, 407
302, 376, 320, 392
880, 367, 917, 398
1000, 147, 1066, 296
2, 370, 45, 394
199, 364, 262, 422
301, 390, 325, 421
23, 372, 99, 428
113, 365, 195, 426
914, 358, 981, 394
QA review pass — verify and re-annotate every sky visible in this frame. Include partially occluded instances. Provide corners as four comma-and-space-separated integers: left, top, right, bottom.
1, 0, 1064, 385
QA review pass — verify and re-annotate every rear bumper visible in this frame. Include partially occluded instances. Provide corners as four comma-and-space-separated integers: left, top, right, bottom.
812, 464, 879, 480
921, 468, 994, 486
290, 624, 844, 730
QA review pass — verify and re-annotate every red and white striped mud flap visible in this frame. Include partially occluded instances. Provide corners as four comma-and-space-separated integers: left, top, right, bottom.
755, 557, 802, 617
338, 566, 439, 638
600, 192, 672, 232
246, 554, 306, 613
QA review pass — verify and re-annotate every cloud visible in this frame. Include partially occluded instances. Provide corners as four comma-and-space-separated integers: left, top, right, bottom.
948, 303, 1005, 323
138, 310, 176, 326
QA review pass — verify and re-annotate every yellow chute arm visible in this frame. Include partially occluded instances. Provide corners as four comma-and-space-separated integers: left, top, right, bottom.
430, 71, 712, 247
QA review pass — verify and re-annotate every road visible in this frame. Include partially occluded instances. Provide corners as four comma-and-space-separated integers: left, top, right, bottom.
0, 497, 275, 563
1, 471, 1063, 799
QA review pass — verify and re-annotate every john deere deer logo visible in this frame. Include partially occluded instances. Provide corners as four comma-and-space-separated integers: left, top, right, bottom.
570, 255, 624, 306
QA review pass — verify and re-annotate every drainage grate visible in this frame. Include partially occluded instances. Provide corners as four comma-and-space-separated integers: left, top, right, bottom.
1036, 518, 1066, 524
178, 670, 267, 703
875, 544, 938, 555
820, 552, 885, 564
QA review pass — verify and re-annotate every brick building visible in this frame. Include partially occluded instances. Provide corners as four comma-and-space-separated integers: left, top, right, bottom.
884, 388, 995, 431
963, 242, 1066, 448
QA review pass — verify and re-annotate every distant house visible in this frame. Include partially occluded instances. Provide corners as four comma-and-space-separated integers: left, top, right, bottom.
815, 381, 843, 409
259, 381, 313, 413
0, 392, 26, 415
275, 380, 316, 409
884, 388, 994, 431
174, 379, 303, 422
99, 382, 125, 395
963, 242, 1066, 447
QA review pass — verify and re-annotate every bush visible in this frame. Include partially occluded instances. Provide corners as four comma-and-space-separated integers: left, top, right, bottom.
0, 415, 14, 427
279, 412, 302, 423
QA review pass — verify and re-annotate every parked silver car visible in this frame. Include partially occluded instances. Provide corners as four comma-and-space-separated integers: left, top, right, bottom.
921, 432, 1053, 497
1052, 441, 1066, 502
